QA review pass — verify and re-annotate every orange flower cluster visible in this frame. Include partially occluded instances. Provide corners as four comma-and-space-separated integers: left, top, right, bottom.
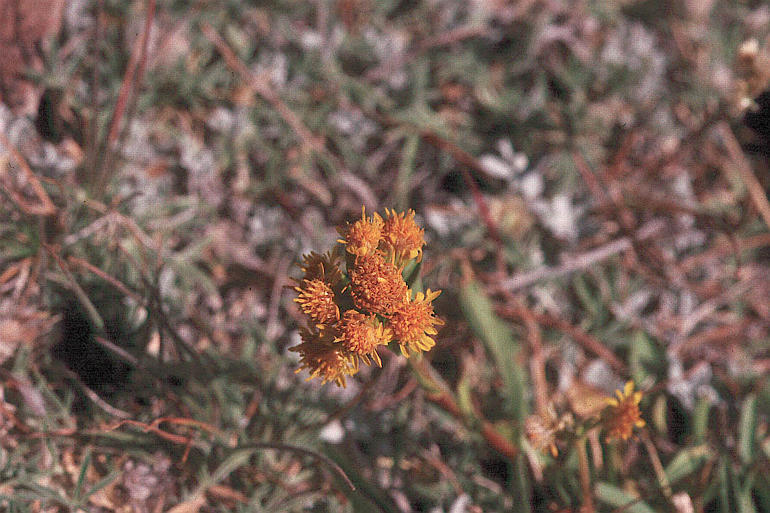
602, 381, 645, 441
292, 207, 442, 386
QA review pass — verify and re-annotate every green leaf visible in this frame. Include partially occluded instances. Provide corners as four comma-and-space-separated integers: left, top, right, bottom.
738, 393, 757, 465
81, 471, 120, 503
652, 394, 667, 434
201, 448, 256, 491
324, 446, 401, 512
753, 472, 770, 512
718, 457, 731, 513
595, 482, 655, 513
664, 445, 711, 484
458, 280, 528, 422
731, 467, 756, 513
572, 275, 602, 320
512, 454, 531, 513
21, 482, 69, 507
629, 331, 663, 383
456, 372, 476, 421
402, 258, 422, 290
72, 448, 92, 501
693, 398, 711, 445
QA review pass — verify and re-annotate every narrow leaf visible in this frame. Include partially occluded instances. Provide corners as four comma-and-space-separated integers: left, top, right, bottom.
73, 449, 92, 501
738, 393, 757, 465
664, 445, 711, 485
595, 482, 656, 513
458, 280, 528, 421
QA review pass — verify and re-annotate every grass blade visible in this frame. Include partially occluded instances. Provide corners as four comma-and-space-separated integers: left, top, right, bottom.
595, 482, 655, 513
738, 393, 757, 465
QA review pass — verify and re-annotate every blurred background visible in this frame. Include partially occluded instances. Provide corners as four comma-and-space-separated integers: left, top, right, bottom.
1, 0, 770, 512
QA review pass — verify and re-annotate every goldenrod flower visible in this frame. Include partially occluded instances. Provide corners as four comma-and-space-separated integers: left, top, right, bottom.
382, 209, 425, 265
298, 248, 343, 285
293, 206, 440, 386
389, 289, 443, 356
290, 327, 356, 387
294, 279, 340, 324
602, 381, 645, 441
338, 310, 391, 367
338, 206, 384, 258
349, 253, 408, 315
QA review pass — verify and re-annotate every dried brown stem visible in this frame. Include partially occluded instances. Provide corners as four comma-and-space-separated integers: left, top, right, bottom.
62, 367, 132, 419
419, 131, 504, 250
94, 0, 156, 192
410, 357, 520, 461
500, 306, 627, 374
498, 220, 664, 291
68, 255, 144, 304
577, 436, 595, 513
641, 429, 673, 501
365, 25, 487, 81
718, 121, 770, 232
202, 23, 327, 157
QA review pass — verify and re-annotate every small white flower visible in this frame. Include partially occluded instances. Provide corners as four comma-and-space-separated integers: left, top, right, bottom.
319, 419, 345, 443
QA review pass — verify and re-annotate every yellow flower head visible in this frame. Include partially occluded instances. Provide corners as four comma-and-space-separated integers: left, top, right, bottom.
602, 381, 645, 441
338, 206, 384, 258
382, 209, 425, 264
290, 327, 356, 387
389, 289, 443, 357
338, 310, 392, 367
294, 279, 340, 324
298, 248, 343, 285
293, 206, 440, 386
349, 252, 408, 315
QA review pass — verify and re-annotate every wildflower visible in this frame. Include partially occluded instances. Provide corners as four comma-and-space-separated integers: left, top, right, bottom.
349, 253, 408, 315
602, 381, 645, 441
294, 279, 340, 324
338, 206, 384, 258
382, 209, 425, 265
524, 405, 573, 457
290, 327, 356, 387
292, 206, 441, 386
338, 310, 391, 367
297, 248, 343, 285
525, 415, 559, 458
389, 289, 443, 356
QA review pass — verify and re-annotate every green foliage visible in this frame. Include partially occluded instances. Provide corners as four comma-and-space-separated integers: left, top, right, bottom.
459, 280, 528, 423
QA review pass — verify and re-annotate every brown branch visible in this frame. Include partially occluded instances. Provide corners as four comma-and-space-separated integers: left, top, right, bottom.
94, 336, 139, 366
498, 220, 664, 291
94, 0, 156, 192
62, 368, 132, 419
500, 306, 627, 375
641, 429, 672, 501
419, 131, 503, 249
201, 23, 325, 156
365, 25, 487, 81
676, 322, 748, 359
511, 298, 548, 417
44, 243, 105, 331
104, 0, 155, 149
577, 437, 595, 513
410, 357, 520, 460
68, 255, 144, 304
718, 121, 770, 232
